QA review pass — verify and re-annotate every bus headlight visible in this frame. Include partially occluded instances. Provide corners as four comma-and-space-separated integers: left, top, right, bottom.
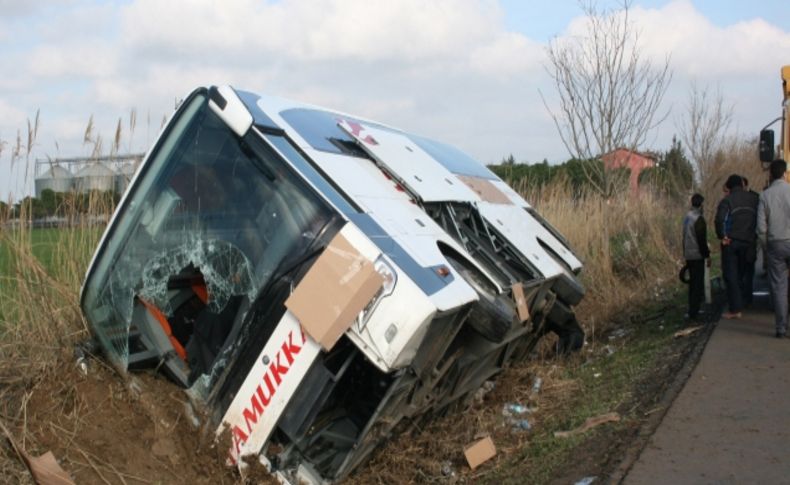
356, 256, 397, 331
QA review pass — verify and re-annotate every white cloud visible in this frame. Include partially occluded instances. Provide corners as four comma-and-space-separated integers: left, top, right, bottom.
0, 99, 27, 134
630, 1, 790, 79
469, 32, 544, 78
119, 0, 522, 63
27, 43, 119, 79
2, 0, 790, 201
0, 0, 69, 17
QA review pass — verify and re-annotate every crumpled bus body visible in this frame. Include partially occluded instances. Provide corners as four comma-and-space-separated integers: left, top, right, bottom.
80, 85, 585, 483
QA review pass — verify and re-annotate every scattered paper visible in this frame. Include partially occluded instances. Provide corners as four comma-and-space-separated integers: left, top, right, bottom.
554, 412, 621, 438
673, 326, 702, 339
24, 451, 75, 485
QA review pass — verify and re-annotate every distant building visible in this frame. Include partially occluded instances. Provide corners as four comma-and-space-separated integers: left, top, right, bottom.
600, 148, 657, 196
34, 165, 73, 195
34, 154, 143, 198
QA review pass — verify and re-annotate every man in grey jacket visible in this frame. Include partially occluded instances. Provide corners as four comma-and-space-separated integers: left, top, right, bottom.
757, 159, 790, 338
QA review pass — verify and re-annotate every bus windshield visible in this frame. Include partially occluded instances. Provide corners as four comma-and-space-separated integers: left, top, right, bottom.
81, 92, 333, 386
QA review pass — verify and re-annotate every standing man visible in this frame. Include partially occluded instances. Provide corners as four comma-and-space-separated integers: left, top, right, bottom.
757, 160, 790, 338
715, 174, 758, 319
683, 193, 711, 321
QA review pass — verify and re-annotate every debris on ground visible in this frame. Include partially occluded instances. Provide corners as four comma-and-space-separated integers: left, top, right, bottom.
0, 418, 75, 485
575, 476, 597, 485
531, 376, 543, 395
674, 326, 703, 339
608, 328, 631, 340
23, 450, 74, 485
502, 403, 534, 432
510, 418, 532, 432
502, 403, 532, 416
463, 436, 497, 470
473, 380, 496, 405
440, 460, 455, 478
554, 412, 621, 439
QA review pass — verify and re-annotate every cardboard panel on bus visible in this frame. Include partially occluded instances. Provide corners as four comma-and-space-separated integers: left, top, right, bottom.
511, 282, 530, 323
456, 175, 513, 205
285, 232, 384, 351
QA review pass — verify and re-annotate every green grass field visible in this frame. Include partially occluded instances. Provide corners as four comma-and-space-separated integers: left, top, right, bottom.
0, 227, 103, 325
1, 228, 62, 274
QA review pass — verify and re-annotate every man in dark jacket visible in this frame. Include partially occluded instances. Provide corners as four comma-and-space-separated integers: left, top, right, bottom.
683, 193, 711, 321
715, 174, 759, 318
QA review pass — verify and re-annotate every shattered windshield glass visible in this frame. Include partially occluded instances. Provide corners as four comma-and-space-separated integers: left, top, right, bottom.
82, 92, 333, 385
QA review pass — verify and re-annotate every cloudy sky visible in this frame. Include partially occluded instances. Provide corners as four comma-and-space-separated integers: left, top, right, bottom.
1, 0, 789, 201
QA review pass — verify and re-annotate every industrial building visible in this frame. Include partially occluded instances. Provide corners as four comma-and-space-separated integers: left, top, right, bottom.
34, 154, 144, 198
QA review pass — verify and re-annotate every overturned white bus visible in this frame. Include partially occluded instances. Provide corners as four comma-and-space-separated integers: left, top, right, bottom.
80, 85, 585, 483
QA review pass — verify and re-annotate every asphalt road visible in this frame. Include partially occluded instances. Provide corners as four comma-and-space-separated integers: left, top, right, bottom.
623, 309, 790, 484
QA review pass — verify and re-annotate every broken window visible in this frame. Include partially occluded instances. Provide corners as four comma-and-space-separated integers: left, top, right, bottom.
81, 92, 334, 396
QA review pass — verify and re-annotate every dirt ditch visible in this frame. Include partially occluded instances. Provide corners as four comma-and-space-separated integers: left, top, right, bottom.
0, 298, 712, 484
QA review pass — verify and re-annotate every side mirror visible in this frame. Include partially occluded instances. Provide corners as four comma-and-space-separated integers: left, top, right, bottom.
759, 129, 775, 162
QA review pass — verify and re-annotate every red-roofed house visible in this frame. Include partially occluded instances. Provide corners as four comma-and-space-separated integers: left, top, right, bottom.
600, 148, 657, 196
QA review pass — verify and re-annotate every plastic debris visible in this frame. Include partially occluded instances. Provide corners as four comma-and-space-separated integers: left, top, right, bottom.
503, 403, 531, 416
503, 403, 533, 432
575, 477, 597, 485
73, 341, 96, 377
608, 328, 630, 340
184, 402, 201, 428
531, 377, 543, 395
511, 418, 531, 432
75, 356, 88, 376
440, 460, 455, 477
473, 380, 496, 404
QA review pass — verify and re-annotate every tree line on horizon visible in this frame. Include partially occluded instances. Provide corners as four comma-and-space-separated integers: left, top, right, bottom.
0, 189, 120, 221
489, 136, 694, 200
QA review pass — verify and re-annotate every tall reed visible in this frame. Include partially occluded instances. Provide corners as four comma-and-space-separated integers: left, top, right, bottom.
517, 176, 682, 333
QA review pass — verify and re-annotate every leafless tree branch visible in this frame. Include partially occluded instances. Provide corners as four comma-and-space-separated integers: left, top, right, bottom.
677, 81, 734, 184
542, 0, 672, 195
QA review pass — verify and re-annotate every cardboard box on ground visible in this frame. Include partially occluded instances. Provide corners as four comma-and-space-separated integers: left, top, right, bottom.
464, 436, 497, 470
286, 229, 384, 351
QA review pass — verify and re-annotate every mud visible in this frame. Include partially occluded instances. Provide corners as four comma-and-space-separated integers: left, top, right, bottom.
18, 359, 238, 484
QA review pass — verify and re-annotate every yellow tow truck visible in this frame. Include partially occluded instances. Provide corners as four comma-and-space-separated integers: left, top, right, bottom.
759, 65, 790, 163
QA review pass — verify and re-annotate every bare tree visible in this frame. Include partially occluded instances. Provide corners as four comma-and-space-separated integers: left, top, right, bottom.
542, 0, 672, 195
677, 81, 734, 185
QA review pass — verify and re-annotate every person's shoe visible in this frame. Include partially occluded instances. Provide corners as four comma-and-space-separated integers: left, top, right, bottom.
776, 331, 786, 339
722, 311, 742, 319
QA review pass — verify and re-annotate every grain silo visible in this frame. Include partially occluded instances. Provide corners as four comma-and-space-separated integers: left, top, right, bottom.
74, 162, 116, 193
35, 165, 73, 197
115, 161, 138, 195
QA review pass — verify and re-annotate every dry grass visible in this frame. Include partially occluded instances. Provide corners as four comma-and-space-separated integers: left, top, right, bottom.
0, 115, 118, 482
521, 178, 681, 336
